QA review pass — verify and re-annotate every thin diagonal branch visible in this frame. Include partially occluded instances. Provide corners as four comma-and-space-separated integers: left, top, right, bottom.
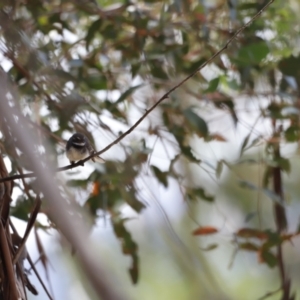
12, 196, 41, 265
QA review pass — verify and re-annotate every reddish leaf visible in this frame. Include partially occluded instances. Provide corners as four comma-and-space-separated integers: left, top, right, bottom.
280, 232, 300, 241
192, 226, 218, 235
210, 133, 227, 142
236, 228, 268, 240
239, 242, 259, 252
92, 182, 100, 196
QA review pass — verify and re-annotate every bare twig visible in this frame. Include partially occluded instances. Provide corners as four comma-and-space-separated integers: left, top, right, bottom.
270, 123, 291, 299
0, 221, 20, 299
13, 196, 41, 265
9, 220, 53, 300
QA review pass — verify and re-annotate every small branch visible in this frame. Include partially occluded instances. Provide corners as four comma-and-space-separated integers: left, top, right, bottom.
13, 196, 41, 265
271, 122, 290, 299
10, 220, 53, 300
0, 221, 20, 299
0, 0, 275, 184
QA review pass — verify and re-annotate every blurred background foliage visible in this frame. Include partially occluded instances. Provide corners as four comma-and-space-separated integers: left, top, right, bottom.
1, 0, 300, 299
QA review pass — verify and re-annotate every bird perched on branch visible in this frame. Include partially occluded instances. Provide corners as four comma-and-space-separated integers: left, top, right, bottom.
66, 133, 105, 164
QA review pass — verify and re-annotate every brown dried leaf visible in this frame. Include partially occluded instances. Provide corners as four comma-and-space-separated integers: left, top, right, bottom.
236, 228, 268, 240
192, 226, 218, 235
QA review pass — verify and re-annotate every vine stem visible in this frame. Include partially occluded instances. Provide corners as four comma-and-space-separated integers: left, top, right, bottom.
271, 123, 290, 300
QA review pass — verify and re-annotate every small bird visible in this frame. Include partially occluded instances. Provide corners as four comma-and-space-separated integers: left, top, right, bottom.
66, 133, 105, 164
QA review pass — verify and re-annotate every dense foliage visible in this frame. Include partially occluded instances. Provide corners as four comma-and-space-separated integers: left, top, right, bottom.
0, 0, 300, 299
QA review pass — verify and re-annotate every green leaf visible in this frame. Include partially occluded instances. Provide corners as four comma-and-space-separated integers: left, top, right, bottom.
85, 189, 116, 217
85, 74, 107, 90
187, 187, 214, 202
66, 179, 88, 188
131, 63, 141, 78
171, 125, 201, 163
101, 22, 119, 40
103, 100, 126, 121
204, 77, 220, 93
240, 133, 250, 156
183, 108, 208, 137
226, 79, 240, 91
263, 230, 281, 248
240, 134, 262, 156
182, 57, 206, 74
116, 84, 144, 104
149, 59, 168, 79
238, 3, 259, 10
279, 55, 300, 78
297, 218, 300, 233
285, 125, 300, 142
11, 196, 33, 221
112, 218, 139, 284
180, 145, 201, 163
260, 249, 277, 268
239, 242, 259, 252
214, 100, 238, 125
261, 164, 271, 187
236, 41, 269, 66
216, 160, 223, 179
275, 157, 291, 174
86, 18, 102, 50
151, 165, 168, 187
120, 187, 146, 213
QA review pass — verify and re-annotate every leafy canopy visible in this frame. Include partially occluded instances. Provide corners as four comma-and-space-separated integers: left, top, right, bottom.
1, 0, 300, 297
